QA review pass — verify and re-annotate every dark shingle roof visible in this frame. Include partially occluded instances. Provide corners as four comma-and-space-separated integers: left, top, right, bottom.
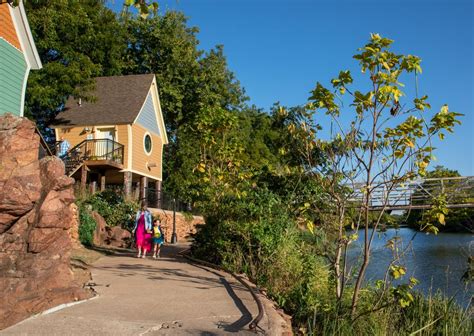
52, 74, 155, 127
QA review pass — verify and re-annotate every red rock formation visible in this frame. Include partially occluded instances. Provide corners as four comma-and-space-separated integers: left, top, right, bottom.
68, 203, 81, 249
92, 211, 108, 246
106, 225, 132, 248
0, 114, 92, 330
91, 211, 131, 248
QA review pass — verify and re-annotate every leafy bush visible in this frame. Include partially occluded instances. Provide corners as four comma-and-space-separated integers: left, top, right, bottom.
81, 190, 139, 230
192, 189, 330, 325
78, 205, 96, 246
309, 290, 472, 336
191, 188, 472, 335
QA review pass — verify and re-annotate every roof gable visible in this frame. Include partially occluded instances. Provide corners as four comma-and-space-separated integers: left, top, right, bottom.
53, 74, 155, 127
134, 77, 168, 144
3, 1, 42, 69
0, 3, 22, 50
136, 91, 161, 136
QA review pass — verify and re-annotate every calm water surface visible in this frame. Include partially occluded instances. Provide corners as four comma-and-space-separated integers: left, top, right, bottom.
348, 228, 473, 306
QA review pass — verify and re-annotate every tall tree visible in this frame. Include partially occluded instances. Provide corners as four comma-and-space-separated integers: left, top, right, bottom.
284, 34, 462, 315
164, 46, 248, 201
24, 0, 125, 135
122, 12, 201, 135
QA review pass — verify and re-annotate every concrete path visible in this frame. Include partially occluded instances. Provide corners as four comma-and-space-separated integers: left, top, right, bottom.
1, 244, 270, 335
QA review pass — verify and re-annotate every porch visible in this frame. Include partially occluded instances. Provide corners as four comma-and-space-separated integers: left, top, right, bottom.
61, 138, 125, 176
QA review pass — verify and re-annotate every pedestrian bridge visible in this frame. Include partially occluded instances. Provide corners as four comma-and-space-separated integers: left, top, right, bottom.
347, 176, 474, 211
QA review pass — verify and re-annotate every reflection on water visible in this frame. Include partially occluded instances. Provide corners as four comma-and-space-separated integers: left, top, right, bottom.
348, 228, 473, 306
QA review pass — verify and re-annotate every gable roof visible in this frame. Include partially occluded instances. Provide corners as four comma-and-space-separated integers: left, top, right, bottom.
1, 1, 42, 69
135, 76, 169, 144
0, 3, 22, 50
52, 74, 155, 127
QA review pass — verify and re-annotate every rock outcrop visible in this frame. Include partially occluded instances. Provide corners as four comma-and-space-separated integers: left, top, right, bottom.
68, 203, 82, 249
92, 211, 131, 248
92, 211, 108, 246
106, 225, 132, 248
0, 114, 92, 330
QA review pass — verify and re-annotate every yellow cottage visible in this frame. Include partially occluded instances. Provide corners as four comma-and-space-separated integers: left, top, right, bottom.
52, 74, 168, 202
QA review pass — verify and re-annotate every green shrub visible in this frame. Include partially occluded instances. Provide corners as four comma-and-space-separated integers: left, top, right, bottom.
80, 190, 139, 229
191, 188, 472, 335
191, 188, 330, 326
306, 288, 472, 336
116, 201, 140, 231
78, 206, 96, 246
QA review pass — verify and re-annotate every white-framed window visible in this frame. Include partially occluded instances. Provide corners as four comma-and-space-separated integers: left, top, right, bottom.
144, 132, 152, 155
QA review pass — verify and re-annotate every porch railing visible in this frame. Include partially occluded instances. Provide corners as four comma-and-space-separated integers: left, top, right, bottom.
61, 139, 124, 175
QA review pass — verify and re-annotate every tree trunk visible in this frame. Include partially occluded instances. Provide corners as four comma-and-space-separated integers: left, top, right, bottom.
334, 205, 346, 300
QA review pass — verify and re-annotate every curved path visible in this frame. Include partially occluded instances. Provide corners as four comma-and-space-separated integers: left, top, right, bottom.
1, 244, 271, 335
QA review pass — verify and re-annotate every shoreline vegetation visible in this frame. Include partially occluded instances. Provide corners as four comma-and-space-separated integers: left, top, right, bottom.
190, 190, 473, 335
24, 2, 472, 334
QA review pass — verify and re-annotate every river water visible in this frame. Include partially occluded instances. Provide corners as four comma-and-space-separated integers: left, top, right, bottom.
348, 228, 473, 307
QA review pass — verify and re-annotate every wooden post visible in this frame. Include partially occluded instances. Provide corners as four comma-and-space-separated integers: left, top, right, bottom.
155, 180, 162, 208
90, 181, 97, 194
100, 173, 106, 192
80, 164, 87, 192
134, 182, 140, 201
123, 171, 132, 199
140, 176, 148, 203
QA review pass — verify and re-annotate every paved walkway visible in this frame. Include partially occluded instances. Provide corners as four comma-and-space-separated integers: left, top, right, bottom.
1, 244, 270, 335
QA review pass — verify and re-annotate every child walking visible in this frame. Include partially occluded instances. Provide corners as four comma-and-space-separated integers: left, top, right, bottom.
152, 218, 164, 259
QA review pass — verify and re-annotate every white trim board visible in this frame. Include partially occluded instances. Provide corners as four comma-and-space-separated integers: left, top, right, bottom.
9, 1, 41, 69
120, 169, 162, 182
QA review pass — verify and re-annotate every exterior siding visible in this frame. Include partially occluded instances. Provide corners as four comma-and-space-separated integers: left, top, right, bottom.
0, 38, 27, 116
57, 127, 90, 149
0, 4, 22, 50
58, 125, 129, 166
131, 123, 162, 180
116, 124, 129, 168
136, 90, 161, 136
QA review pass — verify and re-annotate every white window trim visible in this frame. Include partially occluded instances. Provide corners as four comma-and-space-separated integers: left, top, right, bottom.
143, 132, 152, 156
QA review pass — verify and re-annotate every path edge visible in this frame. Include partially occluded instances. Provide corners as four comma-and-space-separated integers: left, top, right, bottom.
181, 251, 293, 335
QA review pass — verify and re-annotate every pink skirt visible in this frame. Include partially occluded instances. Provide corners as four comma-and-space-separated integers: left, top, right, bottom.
142, 232, 152, 251
136, 231, 152, 251
135, 215, 152, 251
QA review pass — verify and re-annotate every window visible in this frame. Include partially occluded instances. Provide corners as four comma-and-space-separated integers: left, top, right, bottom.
144, 133, 152, 154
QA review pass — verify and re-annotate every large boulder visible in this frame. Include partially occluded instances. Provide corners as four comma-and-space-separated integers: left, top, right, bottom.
91, 211, 131, 248
0, 114, 92, 330
92, 211, 108, 246
106, 225, 132, 248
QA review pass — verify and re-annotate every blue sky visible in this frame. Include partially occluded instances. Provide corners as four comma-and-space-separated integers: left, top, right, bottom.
110, 0, 473, 175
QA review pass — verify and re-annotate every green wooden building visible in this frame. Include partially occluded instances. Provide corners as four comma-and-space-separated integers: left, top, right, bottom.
0, 0, 42, 117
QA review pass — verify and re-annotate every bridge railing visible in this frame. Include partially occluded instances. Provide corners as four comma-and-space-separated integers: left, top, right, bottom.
347, 176, 474, 210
